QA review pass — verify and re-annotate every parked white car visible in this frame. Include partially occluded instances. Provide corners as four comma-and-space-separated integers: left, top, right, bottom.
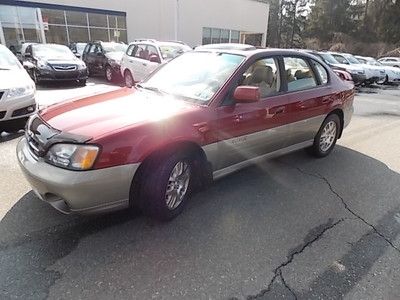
356, 56, 400, 85
120, 40, 191, 87
0, 44, 36, 133
330, 52, 386, 84
378, 57, 400, 68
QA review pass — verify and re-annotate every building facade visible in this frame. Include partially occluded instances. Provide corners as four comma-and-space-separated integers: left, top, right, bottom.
0, 0, 269, 49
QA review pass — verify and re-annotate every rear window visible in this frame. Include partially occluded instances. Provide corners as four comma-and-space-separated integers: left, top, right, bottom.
284, 57, 317, 92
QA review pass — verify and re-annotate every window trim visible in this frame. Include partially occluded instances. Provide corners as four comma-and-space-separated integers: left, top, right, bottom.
308, 58, 330, 86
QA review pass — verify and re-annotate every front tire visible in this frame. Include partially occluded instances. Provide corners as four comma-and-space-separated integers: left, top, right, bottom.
135, 150, 194, 221
105, 65, 113, 82
78, 79, 87, 87
124, 70, 134, 88
309, 114, 341, 158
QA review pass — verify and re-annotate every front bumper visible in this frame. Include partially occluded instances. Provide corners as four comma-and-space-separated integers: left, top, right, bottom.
0, 93, 37, 122
37, 68, 88, 82
350, 73, 367, 85
17, 137, 139, 214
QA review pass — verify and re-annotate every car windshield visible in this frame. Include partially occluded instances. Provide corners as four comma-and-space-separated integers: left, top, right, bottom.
367, 59, 382, 66
159, 43, 192, 60
102, 43, 128, 53
343, 54, 361, 64
34, 44, 75, 60
319, 53, 340, 64
142, 52, 245, 103
0, 46, 22, 70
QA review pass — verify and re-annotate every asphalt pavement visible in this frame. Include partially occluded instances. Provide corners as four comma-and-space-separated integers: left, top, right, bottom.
0, 80, 399, 300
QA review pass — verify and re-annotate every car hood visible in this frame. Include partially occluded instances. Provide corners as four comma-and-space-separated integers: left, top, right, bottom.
39, 57, 80, 65
360, 64, 385, 73
105, 52, 124, 62
0, 68, 34, 89
39, 88, 199, 139
332, 63, 363, 72
381, 65, 400, 73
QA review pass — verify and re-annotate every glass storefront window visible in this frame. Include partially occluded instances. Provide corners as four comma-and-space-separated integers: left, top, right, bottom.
88, 13, 107, 28
45, 25, 68, 44
68, 26, 89, 42
90, 28, 108, 41
221, 29, 229, 43
116, 16, 126, 29
108, 16, 116, 28
211, 28, 221, 44
119, 30, 127, 43
41, 9, 65, 25
202, 28, 211, 45
1, 4, 126, 47
231, 30, 240, 43
66, 11, 88, 26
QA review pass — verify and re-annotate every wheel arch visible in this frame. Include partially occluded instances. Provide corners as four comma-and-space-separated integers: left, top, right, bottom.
129, 140, 212, 207
327, 108, 344, 138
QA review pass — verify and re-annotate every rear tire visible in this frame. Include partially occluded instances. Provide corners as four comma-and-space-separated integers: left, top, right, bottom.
309, 114, 341, 158
134, 150, 194, 221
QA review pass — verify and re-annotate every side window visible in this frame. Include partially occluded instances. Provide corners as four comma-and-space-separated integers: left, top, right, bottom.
239, 57, 280, 98
126, 44, 135, 56
310, 60, 328, 84
88, 44, 96, 54
284, 57, 317, 92
147, 45, 161, 63
25, 45, 32, 56
133, 44, 148, 60
83, 43, 91, 54
332, 54, 348, 64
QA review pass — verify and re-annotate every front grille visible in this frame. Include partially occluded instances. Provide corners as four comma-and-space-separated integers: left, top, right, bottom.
0, 111, 6, 119
52, 65, 77, 71
25, 116, 59, 158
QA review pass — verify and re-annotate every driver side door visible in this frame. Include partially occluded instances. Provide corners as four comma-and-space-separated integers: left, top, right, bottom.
214, 56, 291, 171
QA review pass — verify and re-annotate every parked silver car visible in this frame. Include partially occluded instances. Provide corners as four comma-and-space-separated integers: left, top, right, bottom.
0, 44, 36, 133
378, 57, 400, 68
356, 56, 400, 85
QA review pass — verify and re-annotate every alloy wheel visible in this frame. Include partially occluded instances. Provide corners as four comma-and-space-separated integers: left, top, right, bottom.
105, 67, 113, 82
319, 121, 337, 152
165, 161, 190, 210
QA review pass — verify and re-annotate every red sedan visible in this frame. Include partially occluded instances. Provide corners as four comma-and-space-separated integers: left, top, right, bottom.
17, 45, 354, 220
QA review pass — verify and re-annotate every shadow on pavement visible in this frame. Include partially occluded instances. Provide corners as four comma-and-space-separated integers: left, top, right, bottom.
1, 146, 399, 299
0, 131, 24, 143
35, 77, 124, 90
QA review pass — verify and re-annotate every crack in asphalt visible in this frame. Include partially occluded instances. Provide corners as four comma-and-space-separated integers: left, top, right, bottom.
279, 269, 297, 300
289, 164, 400, 254
247, 218, 344, 300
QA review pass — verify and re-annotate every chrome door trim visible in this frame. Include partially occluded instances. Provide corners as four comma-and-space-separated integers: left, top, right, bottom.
212, 140, 313, 180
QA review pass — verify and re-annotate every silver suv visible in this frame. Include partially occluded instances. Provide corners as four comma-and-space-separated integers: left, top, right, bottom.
120, 40, 191, 87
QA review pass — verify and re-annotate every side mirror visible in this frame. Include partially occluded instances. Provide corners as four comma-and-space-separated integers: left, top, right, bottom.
149, 54, 161, 64
23, 61, 35, 70
24, 52, 32, 58
96, 52, 103, 56
233, 86, 260, 103
75, 53, 81, 58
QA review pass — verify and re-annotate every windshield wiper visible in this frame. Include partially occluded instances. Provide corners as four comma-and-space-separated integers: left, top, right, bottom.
0, 67, 11, 70
136, 84, 166, 94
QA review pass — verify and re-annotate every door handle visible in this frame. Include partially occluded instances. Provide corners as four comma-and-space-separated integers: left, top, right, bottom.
142, 63, 147, 66
273, 106, 285, 115
129, 60, 133, 63
233, 115, 243, 123
322, 96, 333, 104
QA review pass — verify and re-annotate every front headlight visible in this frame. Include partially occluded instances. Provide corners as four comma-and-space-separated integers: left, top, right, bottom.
109, 59, 120, 66
6, 83, 35, 100
77, 61, 87, 70
37, 60, 52, 70
45, 144, 100, 170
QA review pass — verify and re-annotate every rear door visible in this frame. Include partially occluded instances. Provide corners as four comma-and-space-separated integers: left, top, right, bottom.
283, 56, 334, 146
128, 44, 148, 82
215, 56, 291, 170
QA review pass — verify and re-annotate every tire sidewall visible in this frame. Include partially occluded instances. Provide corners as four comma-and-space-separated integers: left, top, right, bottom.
125, 71, 134, 88
138, 150, 194, 221
313, 114, 340, 157
105, 65, 113, 82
